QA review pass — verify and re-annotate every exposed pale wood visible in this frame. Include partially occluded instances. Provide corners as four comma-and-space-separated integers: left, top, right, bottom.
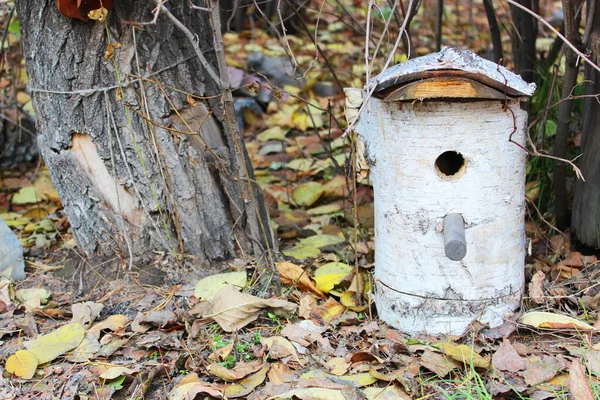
382, 77, 506, 101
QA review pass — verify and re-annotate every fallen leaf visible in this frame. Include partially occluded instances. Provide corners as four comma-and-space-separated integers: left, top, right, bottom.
194, 271, 247, 302
11, 187, 41, 205
65, 331, 101, 362
268, 362, 297, 384
492, 338, 526, 372
71, 301, 104, 328
569, 359, 594, 400
340, 290, 368, 312
207, 360, 263, 381
99, 366, 135, 380
363, 385, 412, 400
327, 357, 350, 376
521, 355, 561, 386
25, 322, 86, 364
419, 348, 458, 377
261, 336, 303, 365
307, 203, 343, 216
519, 311, 595, 331
222, 363, 269, 398
314, 262, 353, 294
528, 271, 546, 304
293, 182, 324, 207
270, 388, 346, 399
169, 382, 222, 400
15, 288, 51, 307
442, 343, 490, 369
257, 126, 288, 142
301, 369, 377, 387
205, 284, 296, 332
5, 350, 38, 379
89, 314, 129, 339
276, 261, 324, 297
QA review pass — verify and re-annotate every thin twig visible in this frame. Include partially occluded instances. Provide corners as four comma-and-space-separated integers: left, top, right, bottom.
505, 0, 600, 74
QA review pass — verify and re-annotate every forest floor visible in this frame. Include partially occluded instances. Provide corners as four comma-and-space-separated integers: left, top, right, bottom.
1, 1, 600, 399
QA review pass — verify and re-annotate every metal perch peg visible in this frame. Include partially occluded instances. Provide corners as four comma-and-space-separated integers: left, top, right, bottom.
444, 213, 467, 261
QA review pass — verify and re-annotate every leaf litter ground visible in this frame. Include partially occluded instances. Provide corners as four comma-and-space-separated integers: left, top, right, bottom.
2, 1, 600, 399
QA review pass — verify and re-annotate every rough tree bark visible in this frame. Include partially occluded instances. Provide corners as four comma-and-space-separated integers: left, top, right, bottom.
17, 1, 272, 267
553, 0, 582, 230
572, 0, 600, 247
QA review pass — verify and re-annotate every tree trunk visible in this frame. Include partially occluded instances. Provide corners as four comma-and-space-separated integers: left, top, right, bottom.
572, 1, 600, 247
17, 0, 271, 266
510, 0, 538, 83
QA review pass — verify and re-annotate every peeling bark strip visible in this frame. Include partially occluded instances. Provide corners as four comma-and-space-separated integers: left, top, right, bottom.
18, 0, 270, 264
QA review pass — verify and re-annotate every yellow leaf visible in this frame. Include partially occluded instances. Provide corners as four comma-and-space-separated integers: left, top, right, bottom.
194, 271, 247, 302
292, 182, 324, 207
314, 262, 353, 294
301, 369, 377, 387
25, 322, 86, 364
442, 343, 490, 369
88, 7, 108, 22
519, 311, 595, 331
340, 290, 368, 312
5, 350, 38, 379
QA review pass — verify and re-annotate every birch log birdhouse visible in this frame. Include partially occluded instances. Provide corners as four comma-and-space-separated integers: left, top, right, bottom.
346, 47, 536, 335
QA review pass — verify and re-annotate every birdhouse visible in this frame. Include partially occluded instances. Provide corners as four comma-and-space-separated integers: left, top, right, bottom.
345, 47, 536, 335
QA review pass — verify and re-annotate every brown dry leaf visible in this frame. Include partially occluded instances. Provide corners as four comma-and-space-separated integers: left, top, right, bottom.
207, 360, 263, 381
363, 385, 412, 400
205, 284, 296, 332
281, 320, 331, 352
327, 357, 350, 376
442, 343, 490, 369
520, 355, 561, 386
492, 338, 526, 372
261, 336, 303, 365
169, 374, 222, 400
568, 359, 594, 400
298, 294, 317, 319
71, 301, 104, 329
221, 363, 269, 398
99, 366, 135, 380
272, 388, 346, 399
208, 342, 233, 362
276, 261, 325, 297
144, 310, 176, 327
583, 349, 600, 376
419, 348, 458, 377
89, 314, 128, 339
559, 252, 584, 267
268, 362, 297, 384
350, 351, 384, 364
528, 270, 546, 304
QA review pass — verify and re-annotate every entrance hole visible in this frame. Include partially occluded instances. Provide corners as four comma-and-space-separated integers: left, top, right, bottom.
435, 151, 466, 178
